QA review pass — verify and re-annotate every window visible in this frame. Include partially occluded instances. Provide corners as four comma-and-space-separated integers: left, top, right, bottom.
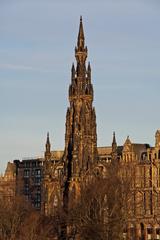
149, 167, 152, 187
150, 191, 153, 215
156, 229, 160, 240
32, 162, 36, 167
24, 186, 29, 195
130, 224, 135, 240
35, 202, 40, 208
26, 162, 30, 168
24, 169, 30, 177
144, 192, 146, 214
36, 193, 41, 202
147, 226, 152, 240
35, 177, 41, 185
35, 169, 41, 176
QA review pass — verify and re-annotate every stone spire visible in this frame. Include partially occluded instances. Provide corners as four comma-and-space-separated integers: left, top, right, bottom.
111, 132, 118, 163
45, 132, 51, 160
77, 16, 85, 49
155, 130, 160, 148
64, 17, 97, 181
74, 17, 88, 79
112, 131, 117, 153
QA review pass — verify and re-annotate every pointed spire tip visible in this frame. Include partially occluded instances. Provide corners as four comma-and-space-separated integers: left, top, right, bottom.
112, 131, 117, 144
77, 15, 85, 48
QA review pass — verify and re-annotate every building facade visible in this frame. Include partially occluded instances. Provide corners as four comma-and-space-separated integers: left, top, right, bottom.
1, 18, 160, 240
0, 162, 16, 203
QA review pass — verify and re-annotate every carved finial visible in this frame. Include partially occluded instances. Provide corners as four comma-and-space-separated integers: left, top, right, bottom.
88, 62, 91, 71
71, 63, 75, 72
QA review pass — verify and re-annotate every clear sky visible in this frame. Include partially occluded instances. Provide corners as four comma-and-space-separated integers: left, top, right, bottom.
0, 0, 160, 173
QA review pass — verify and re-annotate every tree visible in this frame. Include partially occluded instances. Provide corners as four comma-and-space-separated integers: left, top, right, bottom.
67, 161, 132, 240
0, 196, 59, 240
0, 196, 31, 240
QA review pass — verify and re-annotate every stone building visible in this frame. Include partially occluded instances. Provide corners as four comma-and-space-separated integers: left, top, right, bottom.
117, 132, 160, 240
0, 162, 16, 202
1, 17, 160, 240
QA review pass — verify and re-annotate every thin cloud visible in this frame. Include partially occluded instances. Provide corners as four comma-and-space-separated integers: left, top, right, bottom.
0, 63, 54, 73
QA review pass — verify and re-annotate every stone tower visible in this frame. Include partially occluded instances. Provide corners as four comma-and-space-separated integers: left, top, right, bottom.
63, 17, 97, 184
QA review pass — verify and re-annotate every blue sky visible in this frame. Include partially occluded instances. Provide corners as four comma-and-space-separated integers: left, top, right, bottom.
0, 0, 160, 173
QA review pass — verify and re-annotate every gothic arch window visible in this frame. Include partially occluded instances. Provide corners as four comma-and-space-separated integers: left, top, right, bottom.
149, 167, 152, 187
150, 191, 153, 215
144, 192, 146, 214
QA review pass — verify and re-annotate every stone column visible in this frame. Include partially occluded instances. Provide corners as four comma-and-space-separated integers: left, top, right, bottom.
135, 223, 140, 240
153, 226, 157, 240
144, 224, 147, 240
